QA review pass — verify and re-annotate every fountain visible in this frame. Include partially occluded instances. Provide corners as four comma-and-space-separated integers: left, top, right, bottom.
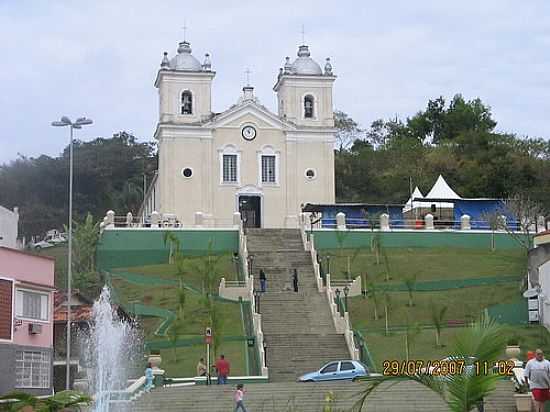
82, 286, 141, 412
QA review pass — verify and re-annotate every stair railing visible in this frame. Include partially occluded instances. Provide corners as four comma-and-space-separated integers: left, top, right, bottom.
239, 221, 268, 377
300, 218, 360, 361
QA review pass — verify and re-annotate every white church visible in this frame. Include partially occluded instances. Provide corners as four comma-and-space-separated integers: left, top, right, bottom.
141, 37, 337, 228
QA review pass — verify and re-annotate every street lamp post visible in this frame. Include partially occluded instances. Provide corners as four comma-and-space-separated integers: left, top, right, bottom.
335, 288, 341, 316
343, 285, 350, 313
52, 116, 93, 390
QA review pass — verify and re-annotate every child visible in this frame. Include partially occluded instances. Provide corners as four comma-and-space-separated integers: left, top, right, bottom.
144, 362, 154, 392
234, 383, 247, 412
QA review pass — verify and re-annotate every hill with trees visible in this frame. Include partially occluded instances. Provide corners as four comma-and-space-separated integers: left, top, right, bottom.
0, 94, 548, 238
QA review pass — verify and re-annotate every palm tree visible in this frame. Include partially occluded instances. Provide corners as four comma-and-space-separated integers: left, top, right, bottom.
404, 274, 417, 307
351, 315, 507, 412
430, 300, 448, 348
0, 390, 91, 411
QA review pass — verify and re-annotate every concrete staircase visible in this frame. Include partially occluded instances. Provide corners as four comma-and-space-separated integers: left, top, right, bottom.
246, 228, 349, 382
126, 380, 517, 412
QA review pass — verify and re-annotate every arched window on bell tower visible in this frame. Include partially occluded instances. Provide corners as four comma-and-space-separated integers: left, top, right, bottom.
304, 95, 314, 118
181, 90, 193, 115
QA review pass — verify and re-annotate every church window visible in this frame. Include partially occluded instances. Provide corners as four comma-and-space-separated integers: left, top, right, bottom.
181, 91, 193, 115
261, 155, 276, 183
223, 154, 238, 183
305, 168, 316, 180
182, 168, 193, 178
304, 95, 314, 118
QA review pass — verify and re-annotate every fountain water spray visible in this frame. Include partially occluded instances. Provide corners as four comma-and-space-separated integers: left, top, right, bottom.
83, 286, 140, 412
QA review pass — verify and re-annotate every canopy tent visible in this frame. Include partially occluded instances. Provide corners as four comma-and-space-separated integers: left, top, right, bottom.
423, 175, 461, 209
403, 187, 426, 213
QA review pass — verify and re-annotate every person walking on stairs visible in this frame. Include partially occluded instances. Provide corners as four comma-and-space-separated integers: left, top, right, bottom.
234, 383, 248, 412
144, 362, 154, 392
524, 348, 550, 412
214, 354, 231, 384
259, 269, 267, 293
292, 268, 299, 292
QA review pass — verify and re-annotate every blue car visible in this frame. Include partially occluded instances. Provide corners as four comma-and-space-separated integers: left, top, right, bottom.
298, 360, 376, 382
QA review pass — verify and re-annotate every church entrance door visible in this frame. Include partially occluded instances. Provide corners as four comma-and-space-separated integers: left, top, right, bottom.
239, 195, 261, 228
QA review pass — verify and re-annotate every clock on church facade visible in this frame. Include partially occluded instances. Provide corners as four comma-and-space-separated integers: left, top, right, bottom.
142, 39, 336, 228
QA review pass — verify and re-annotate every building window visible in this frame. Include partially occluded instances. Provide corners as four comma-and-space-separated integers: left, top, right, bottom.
181, 91, 192, 115
181, 168, 193, 178
15, 351, 50, 388
304, 95, 314, 118
16, 289, 48, 321
305, 168, 317, 180
261, 155, 276, 183
222, 154, 238, 183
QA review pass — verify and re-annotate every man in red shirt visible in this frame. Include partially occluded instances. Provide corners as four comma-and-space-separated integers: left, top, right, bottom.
215, 354, 230, 384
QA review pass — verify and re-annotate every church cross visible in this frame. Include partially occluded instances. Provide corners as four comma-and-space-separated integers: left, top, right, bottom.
245, 68, 251, 87
182, 20, 188, 41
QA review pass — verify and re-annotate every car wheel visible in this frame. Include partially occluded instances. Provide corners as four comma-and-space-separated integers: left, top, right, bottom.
35, 246, 41, 251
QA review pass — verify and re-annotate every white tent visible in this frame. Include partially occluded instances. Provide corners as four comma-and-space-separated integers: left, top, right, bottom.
426, 175, 461, 200
424, 175, 461, 208
403, 186, 425, 212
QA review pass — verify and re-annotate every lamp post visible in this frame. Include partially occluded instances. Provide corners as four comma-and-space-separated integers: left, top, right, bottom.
52, 116, 93, 390
335, 288, 341, 316
343, 285, 350, 313
248, 254, 255, 276
254, 289, 261, 314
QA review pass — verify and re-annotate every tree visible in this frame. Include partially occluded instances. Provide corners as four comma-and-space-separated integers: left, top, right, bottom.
334, 110, 364, 152
0, 390, 91, 411
404, 319, 421, 361
71, 213, 100, 274
404, 274, 417, 307
429, 300, 448, 348
366, 281, 379, 321
504, 193, 546, 251
163, 232, 187, 362
383, 292, 391, 336
0, 132, 156, 238
352, 315, 508, 412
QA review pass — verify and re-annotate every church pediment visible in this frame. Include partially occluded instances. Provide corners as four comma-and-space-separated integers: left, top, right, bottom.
205, 101, 295, 131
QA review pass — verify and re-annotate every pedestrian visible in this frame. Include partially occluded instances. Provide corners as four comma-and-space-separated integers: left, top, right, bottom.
292, 268, 299, 292
259, 269, 267, 293
524, 348, 550, 412
215, 354, 231, 384
144, 362, 154, 392
196, 357, 207, 377
234, 383, 248, 412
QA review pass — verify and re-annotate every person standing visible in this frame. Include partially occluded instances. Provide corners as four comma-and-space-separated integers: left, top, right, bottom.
292, 269, 299, 292
234, 383, 248, 412
215, 354, 231, 384
524, 348, 550, 412
259, 269, 267, 293
196, 358, 207, 377
144, 362, 154, 392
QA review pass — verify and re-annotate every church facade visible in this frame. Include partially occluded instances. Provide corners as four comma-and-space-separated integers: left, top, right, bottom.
142, 38, 337, 228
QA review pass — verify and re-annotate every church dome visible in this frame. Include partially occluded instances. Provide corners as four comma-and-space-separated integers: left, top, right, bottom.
290, 45, 322, 75
169, 41, 203, 71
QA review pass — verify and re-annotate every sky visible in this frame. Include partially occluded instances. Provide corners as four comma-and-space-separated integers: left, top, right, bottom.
0, 0, 549, 164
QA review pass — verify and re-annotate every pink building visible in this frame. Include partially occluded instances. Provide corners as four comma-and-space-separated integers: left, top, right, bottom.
0, 247, 55, 396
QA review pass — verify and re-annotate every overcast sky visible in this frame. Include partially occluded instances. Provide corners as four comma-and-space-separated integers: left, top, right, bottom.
0, 0, 549, 164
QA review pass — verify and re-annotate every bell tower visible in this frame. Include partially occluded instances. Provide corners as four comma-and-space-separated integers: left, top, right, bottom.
154, 39, 215, 124
273, 44, 336, 127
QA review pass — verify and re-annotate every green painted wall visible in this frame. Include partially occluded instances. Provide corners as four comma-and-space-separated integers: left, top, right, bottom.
312, 230, 526, 250
96, 229, 239, 271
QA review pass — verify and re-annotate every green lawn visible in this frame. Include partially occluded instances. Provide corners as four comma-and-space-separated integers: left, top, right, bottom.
111, 254, 247, 378
365, 324, 550, 372
348, 284, 521, 332
319, 247, 526, 282
322, 246, 534, 372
